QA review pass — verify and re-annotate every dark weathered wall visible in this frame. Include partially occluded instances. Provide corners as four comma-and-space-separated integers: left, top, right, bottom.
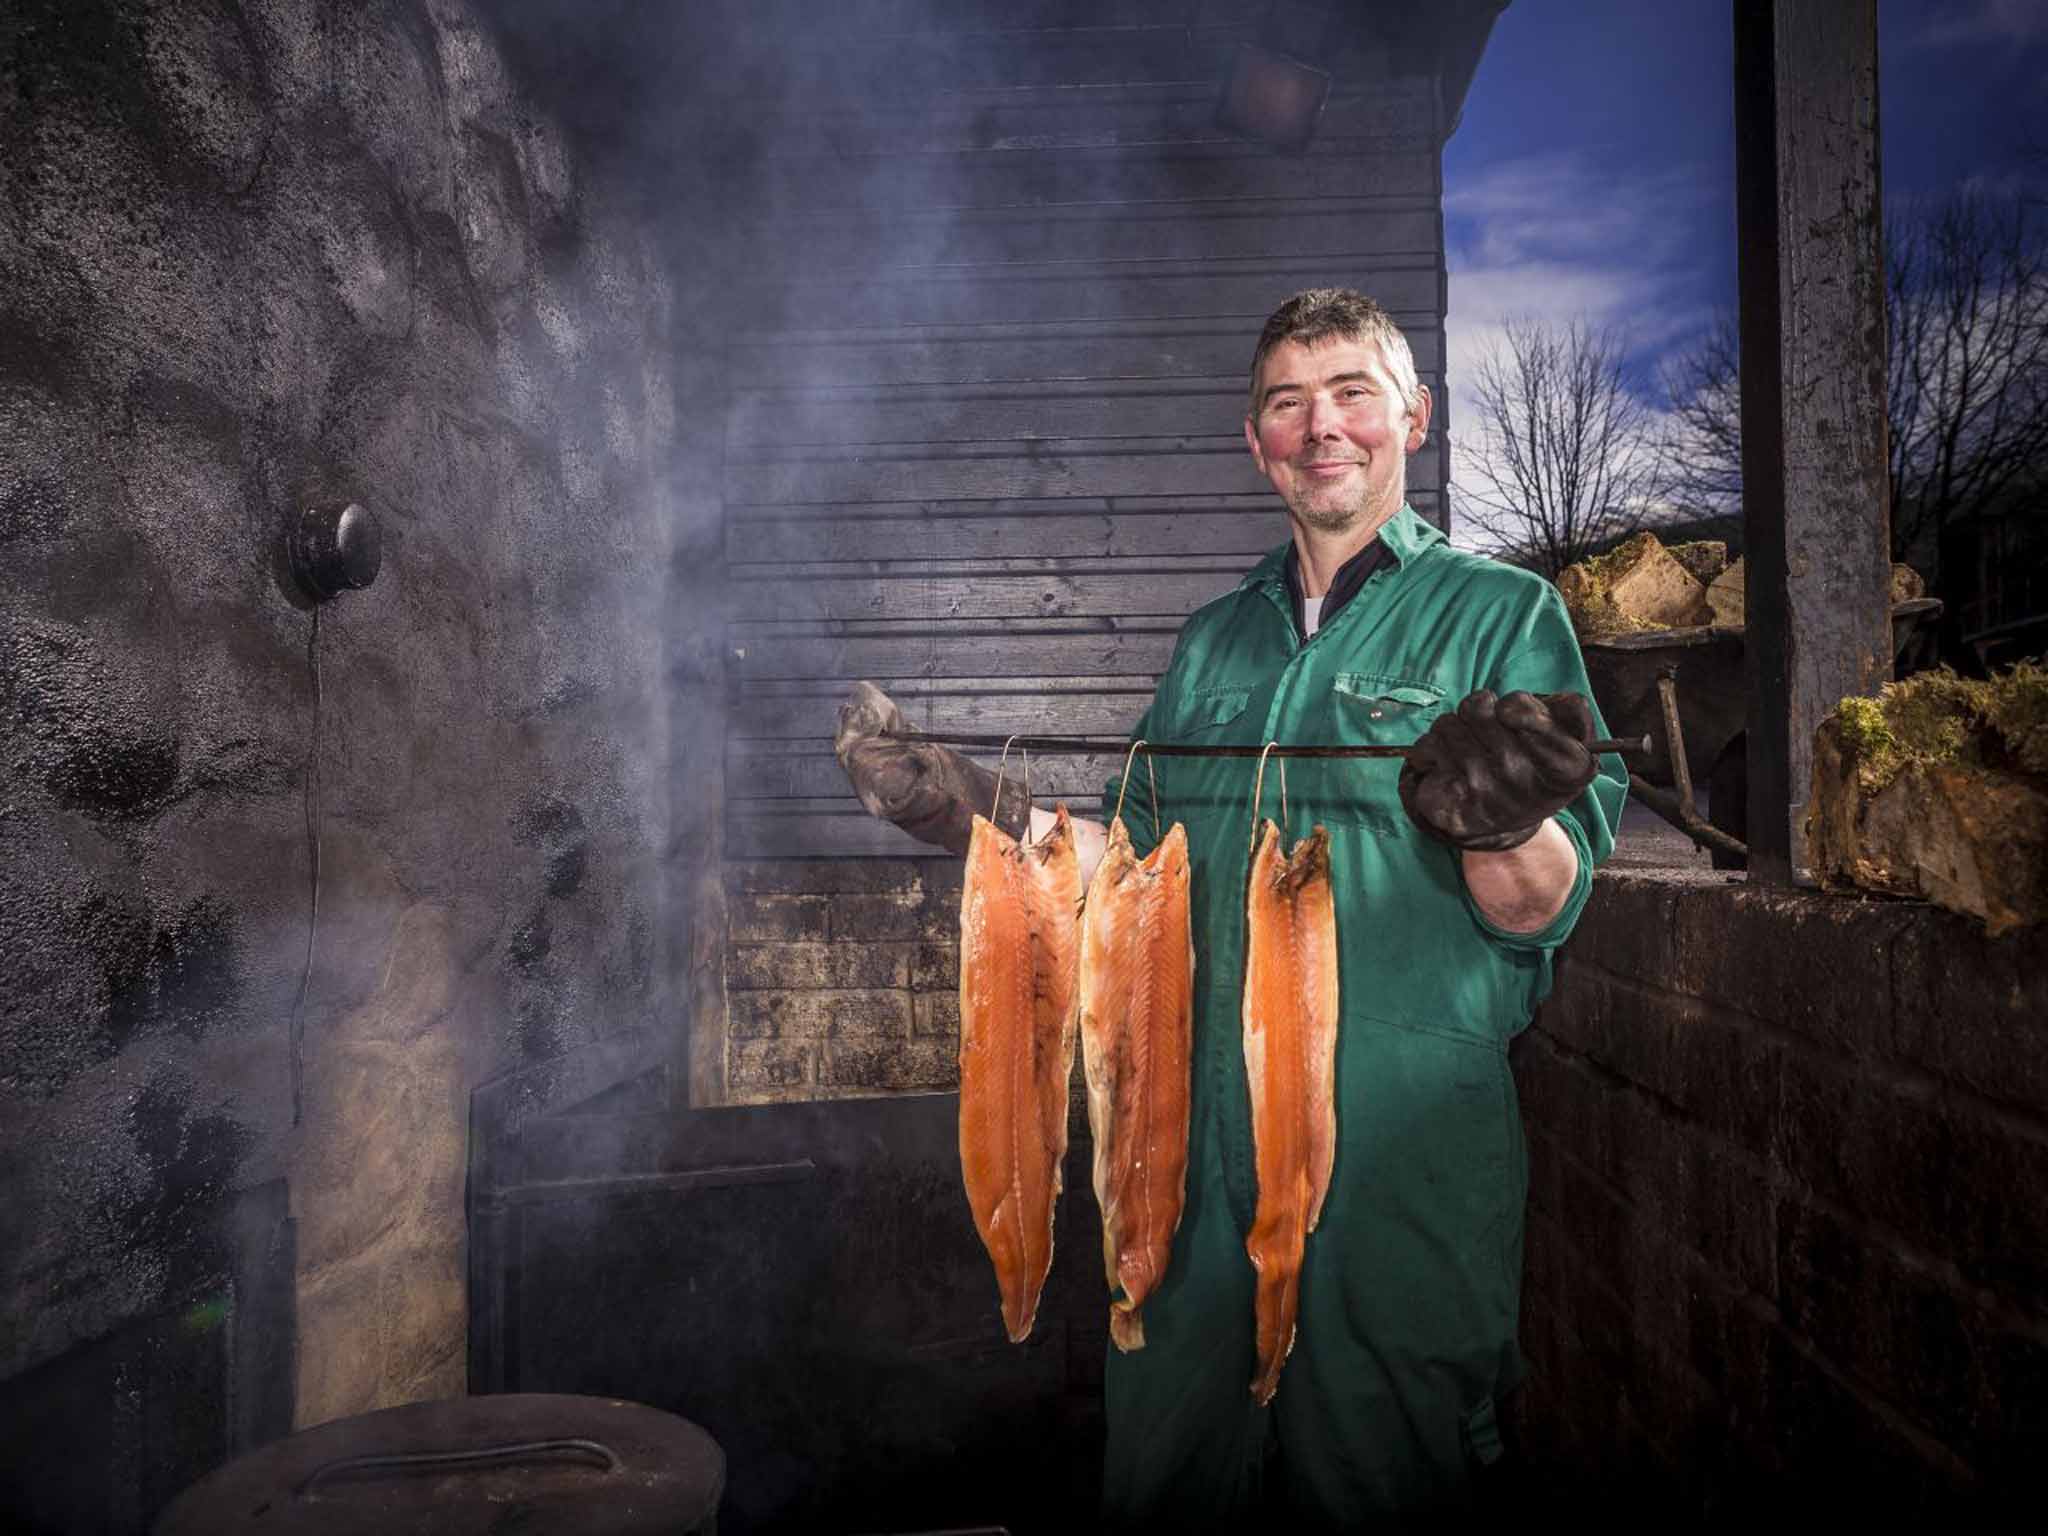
704, 0, 1459, 1102
0, 0, 676, 1500
1512, 871, 2048, 1515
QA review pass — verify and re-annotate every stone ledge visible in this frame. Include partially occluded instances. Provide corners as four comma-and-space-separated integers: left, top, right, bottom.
1575, 868, 2048, 1103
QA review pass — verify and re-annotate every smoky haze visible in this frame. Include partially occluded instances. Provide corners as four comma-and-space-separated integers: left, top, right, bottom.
0, 0, 682, 1447
0, 1, 1468, 1524
483, 0, 1436, 883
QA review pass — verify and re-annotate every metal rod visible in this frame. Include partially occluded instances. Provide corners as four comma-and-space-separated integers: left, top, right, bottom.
885, 729, 1654, 760
1656, 667, 1699, 816
1629, 774, 1750, 862
1643, 666, 1749, 863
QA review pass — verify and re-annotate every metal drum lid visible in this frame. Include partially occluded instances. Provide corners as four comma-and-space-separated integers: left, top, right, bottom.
153, 1393, 723, 1536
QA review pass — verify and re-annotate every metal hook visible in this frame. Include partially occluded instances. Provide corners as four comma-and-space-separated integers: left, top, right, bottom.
994, 734, 1022, 844
1113, 738, 1146, 830
1248, 740, 1281, 857
1147, 750, 1161, 846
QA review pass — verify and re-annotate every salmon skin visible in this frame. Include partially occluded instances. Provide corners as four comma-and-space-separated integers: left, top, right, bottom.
958, 804, 1083, 1343
1078, 818, 1194, 1352
1242, 819, 1338, 1404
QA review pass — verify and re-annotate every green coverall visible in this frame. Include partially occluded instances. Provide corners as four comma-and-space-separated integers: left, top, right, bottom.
1098, 505, 1627, 1529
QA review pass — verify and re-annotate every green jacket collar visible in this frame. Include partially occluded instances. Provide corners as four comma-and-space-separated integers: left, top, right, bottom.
1238, 502, 1445, 594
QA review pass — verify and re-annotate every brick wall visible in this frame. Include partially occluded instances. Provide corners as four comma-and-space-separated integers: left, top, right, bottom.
723, 859, 966, 1099
1513, 869, 2048, 1516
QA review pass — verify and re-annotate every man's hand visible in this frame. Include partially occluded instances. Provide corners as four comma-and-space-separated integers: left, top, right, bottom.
835, 682, 1033, 857
1397, 690, 1598, 851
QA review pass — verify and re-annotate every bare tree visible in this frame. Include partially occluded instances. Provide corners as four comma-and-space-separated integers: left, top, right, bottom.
1659, 312, 1744, 518
1454, 317, 1669, 577
1659, 190, 2048, 568
1888, 194, 2048, 563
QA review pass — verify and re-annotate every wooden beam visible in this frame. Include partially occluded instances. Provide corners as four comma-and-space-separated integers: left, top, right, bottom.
1732, 0, 1893, 883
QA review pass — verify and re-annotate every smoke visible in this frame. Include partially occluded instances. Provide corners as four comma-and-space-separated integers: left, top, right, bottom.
487, 0, 1272, 831
0, 0, 1468, 1470
475, 2, 1476, 1116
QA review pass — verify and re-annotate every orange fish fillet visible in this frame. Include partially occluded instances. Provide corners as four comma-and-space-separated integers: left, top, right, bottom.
1242, 819, 1338, 1405
1079, 818, 1194, 1352
958, 805, 1083, 1343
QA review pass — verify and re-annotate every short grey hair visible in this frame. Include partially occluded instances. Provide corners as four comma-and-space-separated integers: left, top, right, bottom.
1247, 288, 1422, 418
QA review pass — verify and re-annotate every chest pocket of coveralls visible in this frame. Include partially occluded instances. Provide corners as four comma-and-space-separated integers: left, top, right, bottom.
1163, 686, 1250, 824
1310, 674, 1446, 831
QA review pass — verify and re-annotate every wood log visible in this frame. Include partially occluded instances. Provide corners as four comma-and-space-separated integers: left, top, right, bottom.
1806, 670, 2048, 936
1606, 539, 1709, 628
1558, 533, 1711, 638
1707, 558, 1746, 628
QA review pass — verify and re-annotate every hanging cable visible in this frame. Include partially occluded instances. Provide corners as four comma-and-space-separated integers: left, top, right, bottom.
290, 606, 323, 1127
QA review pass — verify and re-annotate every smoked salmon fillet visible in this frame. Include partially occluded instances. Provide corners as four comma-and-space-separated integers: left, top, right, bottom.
1242, 818, 1338, 1405
958, 805, 1083, 1343
1078, 818, 1194, 1352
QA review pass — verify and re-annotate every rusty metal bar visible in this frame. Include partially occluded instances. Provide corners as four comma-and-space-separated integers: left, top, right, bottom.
1636, 666, 1748, 862
1626, 776, 1750, 863
885, 729, 1653, 761
1656, 668, 1699, 816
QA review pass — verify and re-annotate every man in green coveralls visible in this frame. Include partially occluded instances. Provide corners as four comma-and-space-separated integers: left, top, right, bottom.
838, 289, 1628, 1528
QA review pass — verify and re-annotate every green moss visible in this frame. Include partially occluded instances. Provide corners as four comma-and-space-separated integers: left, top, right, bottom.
1574, 532, 1660, 588
1982, 660, 2048, 775
1834, 696, 1893, 755
1557, 532, 1729, 639
1829, 662, 2048, 793
1557, 532, 1663, 638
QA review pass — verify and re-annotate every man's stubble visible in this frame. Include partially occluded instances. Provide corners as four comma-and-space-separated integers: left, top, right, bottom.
1280, 460, 1404, 538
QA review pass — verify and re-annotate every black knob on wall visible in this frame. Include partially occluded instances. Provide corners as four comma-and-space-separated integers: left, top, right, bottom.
289, 503, 382, 600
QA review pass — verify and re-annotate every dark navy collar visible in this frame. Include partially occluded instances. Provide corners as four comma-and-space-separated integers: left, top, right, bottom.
1284, 535, 1394, 637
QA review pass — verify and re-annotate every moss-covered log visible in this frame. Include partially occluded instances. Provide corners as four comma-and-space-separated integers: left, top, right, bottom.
1807, 665, 2048, 936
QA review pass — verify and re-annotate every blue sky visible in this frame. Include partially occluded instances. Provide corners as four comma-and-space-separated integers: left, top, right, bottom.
1441, 0, 2048, 407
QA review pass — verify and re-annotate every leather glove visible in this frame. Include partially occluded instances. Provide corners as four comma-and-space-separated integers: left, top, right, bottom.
835, 681, 1033, 857
1397, 689, 1599, 852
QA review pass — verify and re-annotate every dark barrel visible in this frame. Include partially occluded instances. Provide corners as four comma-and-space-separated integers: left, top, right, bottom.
153, 1393, 722, 1536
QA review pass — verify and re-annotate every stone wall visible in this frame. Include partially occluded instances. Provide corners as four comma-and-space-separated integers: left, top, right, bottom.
723, 859, 965, 1099
0, 0, 677, 1489
1512, 870, 2048, 1515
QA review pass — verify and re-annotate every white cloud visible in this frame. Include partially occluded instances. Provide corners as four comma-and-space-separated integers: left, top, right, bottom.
1447, 261, 1697, 381
1441, 148, 1728, 552
1908, 0, 2048, 49
1441, 153, 1724, 550
1444, 153, 1719, 360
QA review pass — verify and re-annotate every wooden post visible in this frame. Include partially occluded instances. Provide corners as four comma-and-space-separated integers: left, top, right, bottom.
1732, 0, 1894, 883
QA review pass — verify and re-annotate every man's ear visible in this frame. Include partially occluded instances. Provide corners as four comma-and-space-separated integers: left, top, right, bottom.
1405, 385, 1433, 453
1244, 414, 1269, 475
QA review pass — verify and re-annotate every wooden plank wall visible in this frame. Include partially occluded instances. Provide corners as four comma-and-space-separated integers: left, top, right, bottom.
710, 0, 1452, 1100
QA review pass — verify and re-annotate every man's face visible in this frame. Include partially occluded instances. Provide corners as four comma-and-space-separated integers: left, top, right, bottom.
1243, 335, 1430, 537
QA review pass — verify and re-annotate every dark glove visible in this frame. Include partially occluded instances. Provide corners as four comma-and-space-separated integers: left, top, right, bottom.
835, 681, 1033, 857
1397, 689, 1598, 852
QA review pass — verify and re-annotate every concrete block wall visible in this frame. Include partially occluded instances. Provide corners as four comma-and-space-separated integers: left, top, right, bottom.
1513, 868, 2048, 1515
723, 859, 965, 1099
